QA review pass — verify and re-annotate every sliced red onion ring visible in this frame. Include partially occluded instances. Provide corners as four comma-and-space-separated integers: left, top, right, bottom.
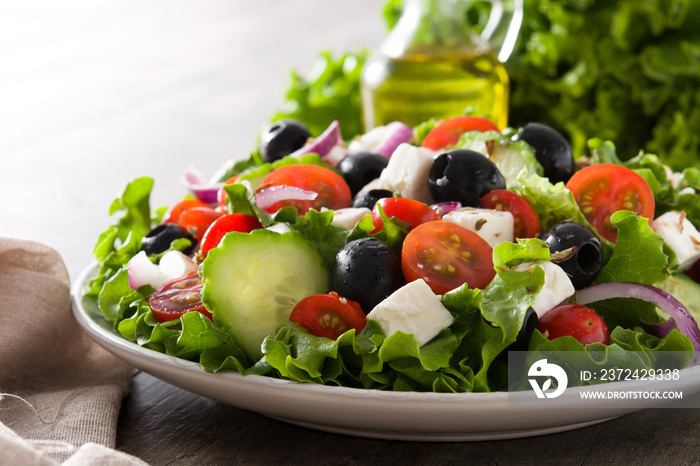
374, 122, 414, 159
573, 282, 700, 365
348, 122, 415, 160
255, 185, 317, 209
182, 166, 223, 204
289, 120, 342, 161
432, 201, 462, 217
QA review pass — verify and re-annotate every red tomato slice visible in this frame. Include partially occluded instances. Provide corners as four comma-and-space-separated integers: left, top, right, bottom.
371, 197, 440, 233
149, 271, 212, 323
289, 292, 367, 340
479, 189, 541, 239
217, 175, 242, 208
538, 304, 610, 345
421, 116, 499, 151
565, 164, 655, 243
260, 164, 351, 214
200, 213, 263, 254
401, 221, 495, 294
162, 198, 211, 224
176, 206, 223, 242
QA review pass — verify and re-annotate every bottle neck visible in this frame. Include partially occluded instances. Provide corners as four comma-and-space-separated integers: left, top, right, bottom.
381, 0, 486, 58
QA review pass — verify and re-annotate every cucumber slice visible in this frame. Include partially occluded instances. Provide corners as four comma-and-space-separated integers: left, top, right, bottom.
201, 228, 329, 360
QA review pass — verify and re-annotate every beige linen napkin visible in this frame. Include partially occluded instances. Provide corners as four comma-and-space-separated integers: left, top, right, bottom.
0, 238, 146, 465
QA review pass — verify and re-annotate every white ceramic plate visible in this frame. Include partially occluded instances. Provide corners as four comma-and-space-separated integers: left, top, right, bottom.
71, 264, 700, 441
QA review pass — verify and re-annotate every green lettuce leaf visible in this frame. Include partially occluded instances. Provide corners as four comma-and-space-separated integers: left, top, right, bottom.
512, 328, 694, 389
210, 149, 265, 184
288, 209, 350, 271
87, 177, 160, 298
514, 169, 615, 257
596, 210, 669, 284
346, 204, 409, 256
271, 50, 369, 140
260, 320, 471, 392
457, 131, 543, 187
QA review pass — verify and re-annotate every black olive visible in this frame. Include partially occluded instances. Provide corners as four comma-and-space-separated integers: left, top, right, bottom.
428, 149, 506, 207
512, 123, 575, 184
337, 151, 389, 196
541, 221, 603, 289
331, 237, 405, 313
259, 119, 311, 163
498, 307, 538, 362
352, 189, 394, 209
141, 223, 197, 256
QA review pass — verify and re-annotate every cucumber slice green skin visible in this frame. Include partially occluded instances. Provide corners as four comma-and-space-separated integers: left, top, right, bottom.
201, 228, 329, 360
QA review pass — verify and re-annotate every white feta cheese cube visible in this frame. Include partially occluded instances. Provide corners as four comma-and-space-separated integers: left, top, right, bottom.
379, 143, 435, 204
127, 250, 197, 291
651, 211, 700, 270
442, 208, 514, 248
331, 207, 371, 230
515, 260, 575, 318
367, 279, 454, 346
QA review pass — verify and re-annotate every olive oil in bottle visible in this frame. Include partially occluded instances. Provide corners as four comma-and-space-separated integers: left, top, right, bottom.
361, 0, 519, 130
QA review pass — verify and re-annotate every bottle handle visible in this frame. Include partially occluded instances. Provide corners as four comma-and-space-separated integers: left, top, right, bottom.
479, 0, 523, 62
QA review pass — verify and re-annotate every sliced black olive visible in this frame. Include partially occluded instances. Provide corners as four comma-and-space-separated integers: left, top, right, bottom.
337, 151, 389, 196
541, 221, 603, 289
512, 123, 575, 184
497, 306, 538, 362
141, 223, 197, 256
259, 119, 311, 163
428, 149, 506, 206
352, 189, 394, 209
331, 237, 405, 313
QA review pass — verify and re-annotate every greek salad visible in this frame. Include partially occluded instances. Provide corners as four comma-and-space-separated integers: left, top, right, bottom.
85, 115, 700, 393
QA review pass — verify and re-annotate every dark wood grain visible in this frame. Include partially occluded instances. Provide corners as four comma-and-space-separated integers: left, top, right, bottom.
117, 372, 700, 465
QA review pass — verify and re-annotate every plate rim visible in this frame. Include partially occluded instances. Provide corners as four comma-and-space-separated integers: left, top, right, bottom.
71, 261, 700, 441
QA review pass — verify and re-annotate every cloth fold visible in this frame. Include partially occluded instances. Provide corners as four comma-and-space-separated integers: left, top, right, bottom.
0, 238, 146, 465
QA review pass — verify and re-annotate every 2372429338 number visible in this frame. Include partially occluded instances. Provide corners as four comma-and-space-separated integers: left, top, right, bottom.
596, 368, 681, 382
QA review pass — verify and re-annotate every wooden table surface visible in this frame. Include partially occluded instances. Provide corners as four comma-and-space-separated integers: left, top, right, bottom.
2, 1, 699, 464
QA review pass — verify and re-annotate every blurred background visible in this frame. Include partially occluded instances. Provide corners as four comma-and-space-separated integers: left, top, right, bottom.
0, 0, 384, 278
2, 0, 699, 279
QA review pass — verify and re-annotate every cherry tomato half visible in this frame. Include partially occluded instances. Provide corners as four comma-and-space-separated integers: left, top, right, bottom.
149, 271, 212, 323
289, 292, 367, 340
177, 206, 223, 242
565, 164, 655, 243
401, 221, 495, 294
539, 304, 610, 345
260, 164, 351, 214
200, 213, 263, 254
421, 116, 499, 151
162, 198, 211, 224
217, 175, 242, 208
371, 197, 440, 233
479, 189, 541, 239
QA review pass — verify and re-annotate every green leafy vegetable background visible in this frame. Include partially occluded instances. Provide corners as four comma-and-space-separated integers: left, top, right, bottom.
274, 0, 700, 171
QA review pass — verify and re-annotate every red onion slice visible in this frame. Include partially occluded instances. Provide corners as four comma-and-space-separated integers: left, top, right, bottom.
374, 122, 414, 159
182, 166, 223, 204
573, 282, 700, 365
255, 185, 317, 209
432, 202, 462, 217
289, 120, 342, 161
